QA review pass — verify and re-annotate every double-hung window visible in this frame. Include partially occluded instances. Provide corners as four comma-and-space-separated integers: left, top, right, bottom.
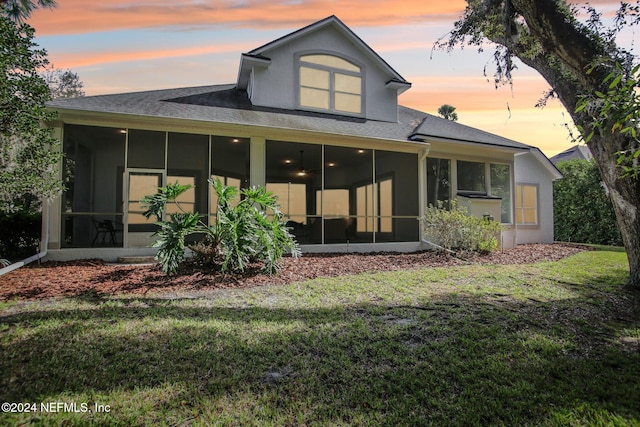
299, 54, 362, 114
515, 184, 538, 226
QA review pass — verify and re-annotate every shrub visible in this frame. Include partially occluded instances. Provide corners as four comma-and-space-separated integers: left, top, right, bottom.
0, 211, 41, 261
142, 179, 301, 275
553, 159, 622, 246
421, 200, 501, 254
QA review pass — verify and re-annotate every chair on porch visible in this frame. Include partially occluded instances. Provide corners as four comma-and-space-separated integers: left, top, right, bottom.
91, 220, 109, 246
91, 219, 124, 246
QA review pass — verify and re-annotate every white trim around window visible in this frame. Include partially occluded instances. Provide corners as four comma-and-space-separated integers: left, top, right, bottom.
296, 52, 365, 116
515, 183, 539, 227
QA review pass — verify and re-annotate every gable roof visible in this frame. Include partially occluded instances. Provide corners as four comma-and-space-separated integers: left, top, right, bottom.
237, 15, 411, 91
550, 144, 593, 164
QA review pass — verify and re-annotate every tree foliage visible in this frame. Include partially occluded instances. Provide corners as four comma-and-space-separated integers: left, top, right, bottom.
0, 16, 62, 213
437, 104, 459, 121
142, 179, 301, 275
435, 0, 640, 287
554, 159, 622, 246
0, 0, 56, 22
41, 67, 85, 99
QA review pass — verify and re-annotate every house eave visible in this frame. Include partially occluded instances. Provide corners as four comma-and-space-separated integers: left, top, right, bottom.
237, 53, 272, 90
409, 134, 530, 154
386, 79, 412, 95
49, 107, 430, 153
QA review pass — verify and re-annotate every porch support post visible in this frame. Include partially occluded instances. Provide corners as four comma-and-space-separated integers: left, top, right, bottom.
250, 136, 266, 187
47, 126, 64, 249
417, 145, 430, 221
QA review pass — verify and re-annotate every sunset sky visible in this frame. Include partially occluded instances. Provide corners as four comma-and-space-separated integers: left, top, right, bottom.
27, 0, 633, 157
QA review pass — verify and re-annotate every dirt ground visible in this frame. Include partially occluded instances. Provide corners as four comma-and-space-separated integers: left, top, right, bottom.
0, 244, 590, 301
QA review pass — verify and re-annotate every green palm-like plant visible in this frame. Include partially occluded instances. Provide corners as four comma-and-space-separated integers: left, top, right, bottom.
437, 104, 459, 121
141, 179, 300, 275
141, 182, 201, 274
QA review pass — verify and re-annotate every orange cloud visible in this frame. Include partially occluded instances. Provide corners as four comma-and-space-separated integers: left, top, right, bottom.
29, 0, 467, 36
49, 42, 251, 69
400, 75, 554, 112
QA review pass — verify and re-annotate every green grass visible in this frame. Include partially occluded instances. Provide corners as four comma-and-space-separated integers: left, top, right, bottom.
1, 250, 639, 426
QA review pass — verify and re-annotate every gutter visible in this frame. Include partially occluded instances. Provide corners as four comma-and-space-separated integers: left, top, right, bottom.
0, 205, 49, 276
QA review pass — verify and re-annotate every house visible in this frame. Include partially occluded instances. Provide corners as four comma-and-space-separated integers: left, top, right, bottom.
43, 15, 561, 261
550, 145, 593, 164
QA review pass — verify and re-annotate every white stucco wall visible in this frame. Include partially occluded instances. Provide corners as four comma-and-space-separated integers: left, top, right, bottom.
249, 26, 400, 122
514, 151, 557, 244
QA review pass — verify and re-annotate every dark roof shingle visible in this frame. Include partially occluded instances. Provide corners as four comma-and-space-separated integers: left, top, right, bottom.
48, 84, 532, 150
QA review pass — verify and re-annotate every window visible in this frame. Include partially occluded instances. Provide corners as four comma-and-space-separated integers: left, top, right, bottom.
515, 184, 538, 225
427, 158, 450, 208
457, 160, 486, 193
356, 183, 375, 233
490, 164, 511, 223
378, 178, 392, 233
299, 54, 362, 114
317, 189, 349, 217
266, 182, 307, 224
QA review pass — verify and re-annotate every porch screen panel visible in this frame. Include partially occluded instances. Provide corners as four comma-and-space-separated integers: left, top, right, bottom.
266, 141, 322, 244
325, 146, 373, 243
375, 150, 419, 242
167, 133, 209, 218
127, 129, 165, 169
61, 124, 125, 248
209, 136, 250, 219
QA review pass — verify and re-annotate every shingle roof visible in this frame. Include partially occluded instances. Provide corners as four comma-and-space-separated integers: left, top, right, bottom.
550, 145, 593, 164
47, 84, 533, 150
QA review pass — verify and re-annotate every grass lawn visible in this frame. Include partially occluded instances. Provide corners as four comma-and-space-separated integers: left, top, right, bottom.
1, 249, 639, 426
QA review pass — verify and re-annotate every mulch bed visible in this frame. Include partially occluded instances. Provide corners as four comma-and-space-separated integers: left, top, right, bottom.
0, 244, 591, 301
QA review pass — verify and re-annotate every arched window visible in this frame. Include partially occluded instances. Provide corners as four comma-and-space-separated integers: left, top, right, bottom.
298, 54, 362, 114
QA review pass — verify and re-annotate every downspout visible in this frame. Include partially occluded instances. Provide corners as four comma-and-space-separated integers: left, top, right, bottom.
0, 204, 50, 276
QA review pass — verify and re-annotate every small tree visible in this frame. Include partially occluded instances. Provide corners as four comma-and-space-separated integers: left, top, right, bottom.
142, 178, 301, 275
0, 16, 62, 213
41, 67, 85, 99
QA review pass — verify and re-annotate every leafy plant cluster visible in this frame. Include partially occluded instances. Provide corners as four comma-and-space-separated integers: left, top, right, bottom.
421, 200, 501, 254
553, 159, 622, 246
0, 210, 41, 261
0, 16, 63, 213
577, 61, 640, 177
142, 178, 301, 275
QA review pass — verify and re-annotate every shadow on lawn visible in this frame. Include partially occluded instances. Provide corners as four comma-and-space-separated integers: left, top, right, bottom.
1, 273, 639, 426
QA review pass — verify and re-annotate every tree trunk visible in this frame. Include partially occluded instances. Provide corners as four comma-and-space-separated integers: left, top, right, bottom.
504, 0, 640, 288
588, 134, 640, 288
